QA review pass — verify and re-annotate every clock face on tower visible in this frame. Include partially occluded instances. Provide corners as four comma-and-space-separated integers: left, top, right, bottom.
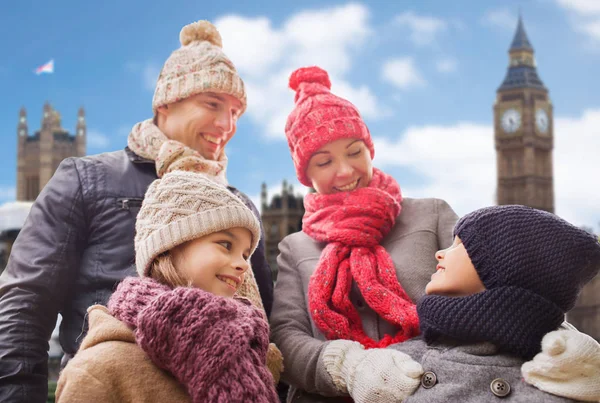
535, 108, 549, 134
501, 108, 521, 133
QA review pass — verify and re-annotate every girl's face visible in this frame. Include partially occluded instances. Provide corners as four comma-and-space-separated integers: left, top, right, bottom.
171, 227, 252, 298
425, 236, 486, 297
305, 138, 373, 195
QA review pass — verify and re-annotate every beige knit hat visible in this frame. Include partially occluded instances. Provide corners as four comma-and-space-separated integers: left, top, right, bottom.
152, 20, 246, 114
135, 171, 261, 277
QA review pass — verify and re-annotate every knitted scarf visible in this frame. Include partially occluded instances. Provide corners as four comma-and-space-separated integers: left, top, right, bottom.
127, 118, 228, 185
417, 286, 565, 360
108, 277, 278, 403
305, 168, 419, 349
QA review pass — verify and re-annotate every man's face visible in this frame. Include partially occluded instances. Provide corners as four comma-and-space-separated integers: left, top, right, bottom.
156, 92, 243, 160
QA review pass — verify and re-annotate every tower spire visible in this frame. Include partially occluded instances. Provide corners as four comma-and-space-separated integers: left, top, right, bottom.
498, 14, 545, 92
510, 14, 533, 52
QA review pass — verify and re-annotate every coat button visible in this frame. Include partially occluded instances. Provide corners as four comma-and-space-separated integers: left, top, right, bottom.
490, 378, 511, 397
421, 371, 437, 389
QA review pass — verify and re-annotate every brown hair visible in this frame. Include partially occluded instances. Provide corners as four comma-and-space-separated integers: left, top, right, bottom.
148, 252, 192, 288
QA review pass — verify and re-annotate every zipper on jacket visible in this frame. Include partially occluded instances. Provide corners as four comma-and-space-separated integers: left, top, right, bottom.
117, 198, 143, 210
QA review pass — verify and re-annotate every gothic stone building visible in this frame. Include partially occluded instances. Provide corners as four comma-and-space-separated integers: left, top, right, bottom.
17, 102, 86, 201
260, 181, 304, 281
495, 18, 598, 340
1, 103, 86, 273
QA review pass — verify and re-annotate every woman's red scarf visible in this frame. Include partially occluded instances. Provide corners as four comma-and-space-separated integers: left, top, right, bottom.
304, 168, 419, 348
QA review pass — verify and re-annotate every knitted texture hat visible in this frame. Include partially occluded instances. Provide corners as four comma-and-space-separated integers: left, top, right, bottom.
418, 205, 600, 359
454, 205, 600, 313
285, 66, 374, 186
135, 171, 261, 277
152, 20, 246, 114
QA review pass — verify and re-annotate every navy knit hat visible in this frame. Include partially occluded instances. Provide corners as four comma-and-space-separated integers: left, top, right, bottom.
417, 204, 600, 359
454, 205, 600, 313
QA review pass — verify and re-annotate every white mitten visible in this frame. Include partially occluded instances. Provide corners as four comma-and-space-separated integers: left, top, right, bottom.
522, 329, 600, 402
323, 340, 423, 403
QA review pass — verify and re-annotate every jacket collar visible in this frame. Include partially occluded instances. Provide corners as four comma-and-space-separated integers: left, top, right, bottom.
125, 146, 153, 164
125, 146, 238, 193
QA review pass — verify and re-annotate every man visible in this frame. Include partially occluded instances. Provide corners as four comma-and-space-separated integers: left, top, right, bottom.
0, 20, 273, 402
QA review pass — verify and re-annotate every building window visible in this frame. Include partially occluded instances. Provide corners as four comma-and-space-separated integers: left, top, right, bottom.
26, 176, 39, 201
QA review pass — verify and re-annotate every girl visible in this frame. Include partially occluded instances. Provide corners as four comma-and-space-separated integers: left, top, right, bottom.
270, 66, 599, 402
57, 171, 281, 402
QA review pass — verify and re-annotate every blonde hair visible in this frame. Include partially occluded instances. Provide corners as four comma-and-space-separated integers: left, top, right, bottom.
148, 252, 192, 288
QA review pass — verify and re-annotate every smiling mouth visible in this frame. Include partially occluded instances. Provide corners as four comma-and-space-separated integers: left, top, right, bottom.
216, 275, 239, 290
201, 133, 222, 145
335, 178, 360, 192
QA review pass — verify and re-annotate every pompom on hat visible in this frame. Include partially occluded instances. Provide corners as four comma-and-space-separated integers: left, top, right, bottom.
285, 66, 374, 187
152, 20, 246, 114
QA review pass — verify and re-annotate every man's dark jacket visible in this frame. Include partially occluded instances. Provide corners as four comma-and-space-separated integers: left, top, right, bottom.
0, 148, 273, 402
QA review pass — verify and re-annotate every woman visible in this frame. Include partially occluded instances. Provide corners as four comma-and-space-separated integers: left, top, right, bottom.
270, 66, 599, 403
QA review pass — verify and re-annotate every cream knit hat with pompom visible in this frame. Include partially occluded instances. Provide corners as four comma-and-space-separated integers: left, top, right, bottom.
152, 20, 246, 114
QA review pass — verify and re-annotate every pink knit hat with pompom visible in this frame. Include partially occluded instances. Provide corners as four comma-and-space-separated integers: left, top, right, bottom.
284, 66, 374, 187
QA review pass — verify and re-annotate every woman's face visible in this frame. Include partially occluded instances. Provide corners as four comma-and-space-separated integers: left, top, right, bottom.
305, 138, 373, 194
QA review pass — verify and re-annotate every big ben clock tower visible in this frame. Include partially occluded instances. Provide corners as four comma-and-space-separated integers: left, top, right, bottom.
494, 16, 554, 213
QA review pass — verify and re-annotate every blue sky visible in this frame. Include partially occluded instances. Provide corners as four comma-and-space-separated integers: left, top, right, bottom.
1, 0, 599, 229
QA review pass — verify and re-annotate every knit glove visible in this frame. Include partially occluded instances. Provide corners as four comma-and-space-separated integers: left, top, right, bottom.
323, 340, 423, 403
522, 329, 600, 402
266, 343, 284, 384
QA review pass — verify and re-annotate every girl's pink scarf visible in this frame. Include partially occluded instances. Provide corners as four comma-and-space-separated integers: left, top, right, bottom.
108, 277, 278, 402
304, 168, 420, 348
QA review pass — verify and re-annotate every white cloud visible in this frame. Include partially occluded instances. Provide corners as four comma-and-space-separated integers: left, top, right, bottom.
125, 62, 160, 92
436, 58, 458, 73
247, 179, 310, 214
481, 9, 517, 31
372, 108, 600, 228
215, 4, 385, 140
394, 11, 447, 46
282, 4, 372, 74
87, 129, 110, 149
556, 0, 600, 14
216, 16, 285, 77
553, 108, 600, 227
142, 64, 160, 92
381, 57, 426, 90
373, 122, 495, 217
556, 0, 600, 43
582, 19, 600, 40
332, 77, 392, 118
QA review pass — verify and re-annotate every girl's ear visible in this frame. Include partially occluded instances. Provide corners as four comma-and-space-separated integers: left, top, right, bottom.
156, 105, 169, 116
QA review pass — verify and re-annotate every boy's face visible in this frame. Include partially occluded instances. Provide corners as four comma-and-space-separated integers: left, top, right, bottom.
171, 227, 252, 297
425, 236, 486, 297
